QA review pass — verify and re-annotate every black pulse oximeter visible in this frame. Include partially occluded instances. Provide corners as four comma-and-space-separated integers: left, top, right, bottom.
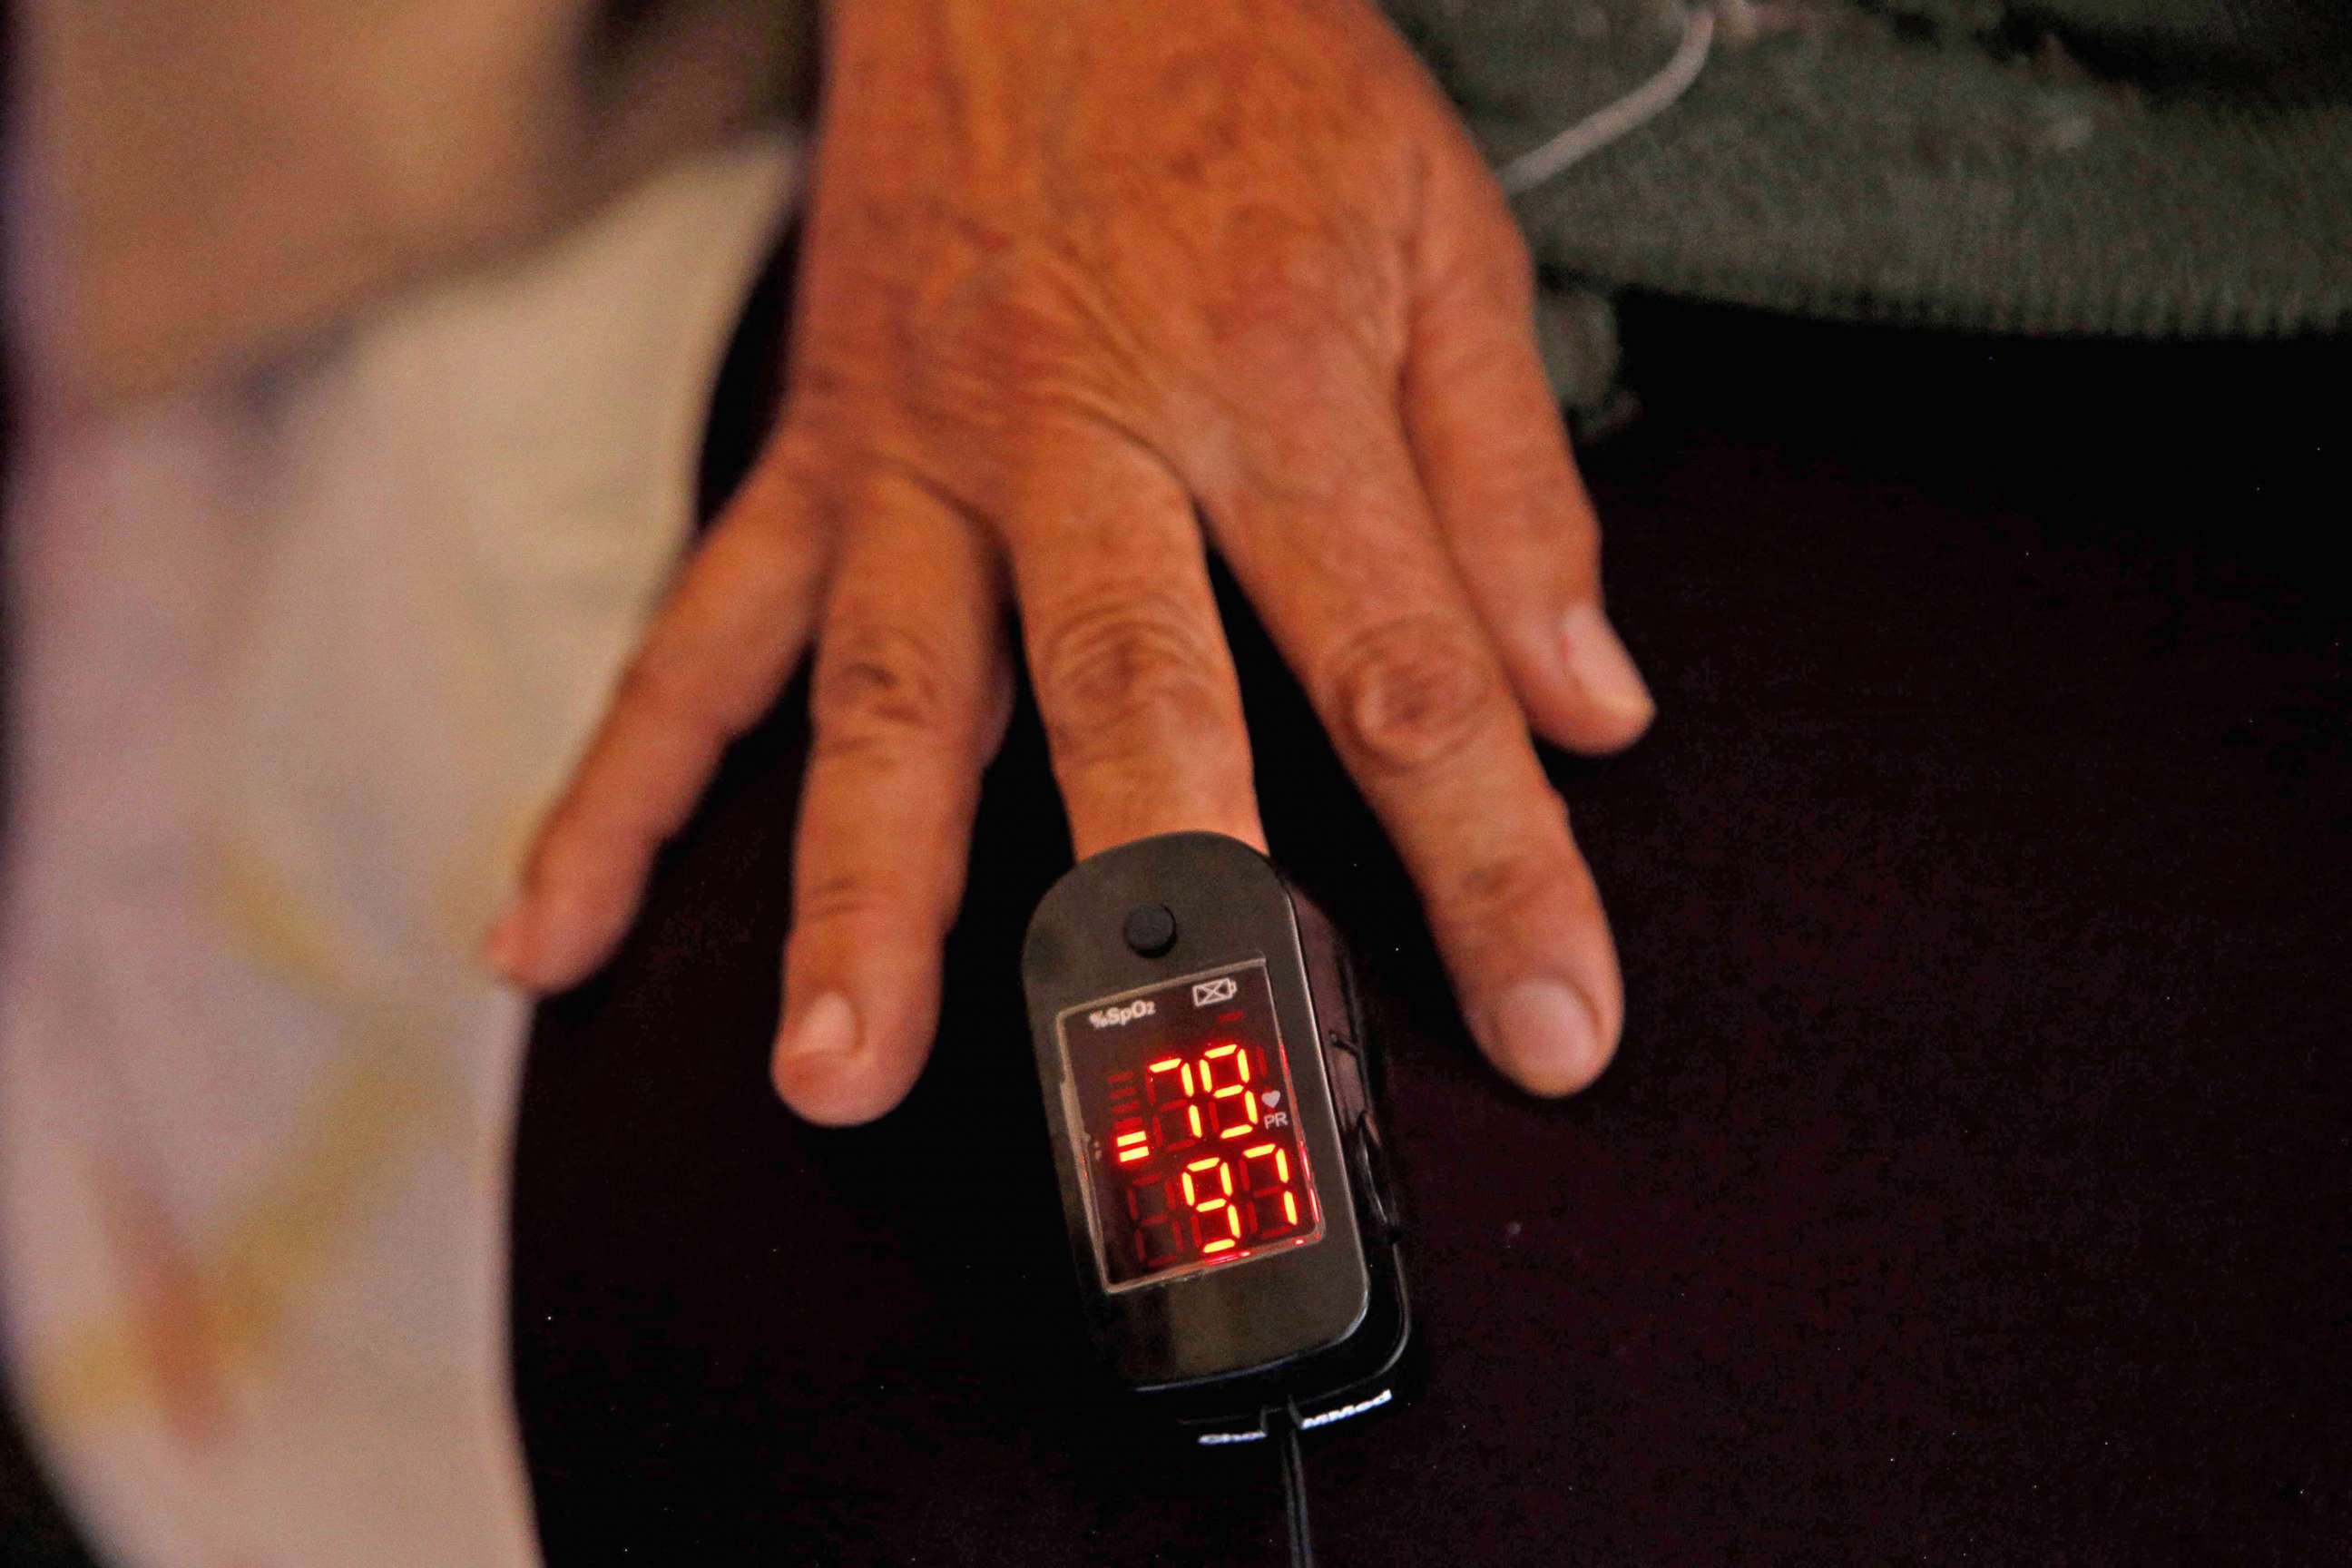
1022, 831, 1409, 1443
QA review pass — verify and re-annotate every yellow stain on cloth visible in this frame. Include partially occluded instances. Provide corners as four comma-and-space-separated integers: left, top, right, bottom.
24, 838, 468, 1442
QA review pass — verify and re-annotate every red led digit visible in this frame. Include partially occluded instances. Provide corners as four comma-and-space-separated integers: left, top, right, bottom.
1152, 1099, 1200, 1154
1212, 1082, 1260, 1140
1180, 1154, 1232, 1210
1200, 1041, 1263, 1141
1182, 1154, 1241, 1251
1126, 1175, 1184, 1268
1144, 1058, 1191, 1104
1240, 1141, 1303, 1241
1111, 1116, 1151, 1165
1068, 965, 1321, 1286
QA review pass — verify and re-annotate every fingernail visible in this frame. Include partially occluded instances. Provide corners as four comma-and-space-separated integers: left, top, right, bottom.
1560, 603, 1654, 723
777, 991, 860, 1064
1487, 978, 1606, 1094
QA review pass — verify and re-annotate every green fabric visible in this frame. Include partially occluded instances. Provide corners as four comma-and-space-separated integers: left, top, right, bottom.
1391, 0, 2352, 339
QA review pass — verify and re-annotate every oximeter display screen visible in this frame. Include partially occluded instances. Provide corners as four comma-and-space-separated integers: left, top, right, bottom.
1060, 959, 1324, 1289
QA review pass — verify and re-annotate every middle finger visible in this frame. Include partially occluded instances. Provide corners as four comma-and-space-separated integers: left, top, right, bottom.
1003, 412, 1267, 861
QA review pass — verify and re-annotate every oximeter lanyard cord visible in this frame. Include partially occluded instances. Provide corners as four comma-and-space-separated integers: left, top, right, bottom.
1275, 1401, 1314, 1568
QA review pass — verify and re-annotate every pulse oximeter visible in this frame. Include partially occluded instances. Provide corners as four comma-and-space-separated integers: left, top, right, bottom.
1022, 831, 1409, 1443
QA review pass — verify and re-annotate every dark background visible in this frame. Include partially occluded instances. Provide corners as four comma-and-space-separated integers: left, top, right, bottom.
7, 293, 2347, 1563
506, 290, 2347, 1566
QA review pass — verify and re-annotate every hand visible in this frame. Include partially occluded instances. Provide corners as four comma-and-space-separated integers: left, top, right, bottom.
486, 0, 1655, 1122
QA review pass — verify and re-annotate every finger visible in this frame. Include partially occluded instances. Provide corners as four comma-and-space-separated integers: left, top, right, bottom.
488, 441, 832, 990
1005, 414, 1264, 860
1402, 142, 1653, 754
772, 468, 1011, 1125
1199, 388, 1622, 1095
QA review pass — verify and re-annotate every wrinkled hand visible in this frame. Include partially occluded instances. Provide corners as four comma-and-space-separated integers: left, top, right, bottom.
487, 0, 1655, 1122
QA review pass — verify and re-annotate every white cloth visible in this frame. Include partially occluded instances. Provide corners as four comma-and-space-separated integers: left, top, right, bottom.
3, 132, 800, 1565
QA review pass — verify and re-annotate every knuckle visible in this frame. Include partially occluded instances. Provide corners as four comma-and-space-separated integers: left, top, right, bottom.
611, 640, 742, 748
1209, 279, 1332, 368
808, 622, 960, 760
524, 803, 644, 905
1417, 794, 1597, 965
1320, 612, 1504, 776
1033, 592, 1238, 771
526, 799, 596, 872
917, 245, 1134, 431
1201, 202, 1398, 374
1435, 136, 1539, 306
793, 855, 959, 940
1482, 222, 1538, 312
1420, 225, 1536, 361
791, 866, 889, 930
1419, 246, 1538, 392
1432, 839, 1572, 940
741, 425, 830, 506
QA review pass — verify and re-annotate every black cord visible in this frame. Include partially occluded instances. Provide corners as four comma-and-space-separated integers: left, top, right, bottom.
1276, 1402, 1314, 1568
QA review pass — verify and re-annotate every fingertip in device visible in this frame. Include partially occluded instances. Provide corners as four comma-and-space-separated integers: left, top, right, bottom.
1023, 831, 1413, 1446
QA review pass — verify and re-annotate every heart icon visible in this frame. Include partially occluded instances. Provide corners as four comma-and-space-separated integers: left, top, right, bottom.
1261, 1091, 1282, 1108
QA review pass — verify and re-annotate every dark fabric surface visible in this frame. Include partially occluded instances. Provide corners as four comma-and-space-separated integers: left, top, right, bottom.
0, 1376, 96, 1562
511, 294, 2349, 1564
